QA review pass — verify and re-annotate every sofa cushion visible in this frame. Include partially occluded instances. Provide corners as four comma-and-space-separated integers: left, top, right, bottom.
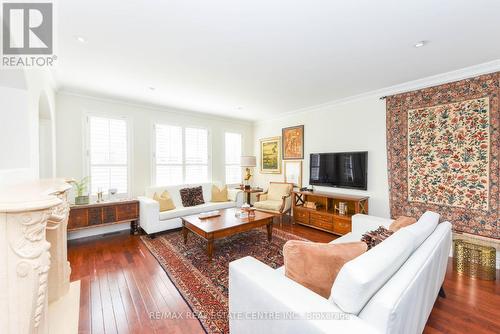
158, 201, 235, 221
254, 200, 282, 212
267, 183, 292, 201
330, 232, 362, 245
403, 211, 440, 247
145, 183, 213, 208
180, 186, 205, 207
389, 216, 417, 232
153, 191, 175, 212
284, 240, 367, 298
329, 228, 415, 315
211, 185, 229, 202
159, 206, 202, 221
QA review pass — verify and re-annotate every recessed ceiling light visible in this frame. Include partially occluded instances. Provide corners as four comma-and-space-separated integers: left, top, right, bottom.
414, 41, 427, 48
148, 86, 155, 91
75, 36, 87, 43
236, 106, 243, 110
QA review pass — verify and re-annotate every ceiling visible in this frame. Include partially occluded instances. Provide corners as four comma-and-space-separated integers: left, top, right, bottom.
54, 0, 500, 120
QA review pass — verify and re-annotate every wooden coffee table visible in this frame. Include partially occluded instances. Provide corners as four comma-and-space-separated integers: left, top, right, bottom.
181, 207, 275, 260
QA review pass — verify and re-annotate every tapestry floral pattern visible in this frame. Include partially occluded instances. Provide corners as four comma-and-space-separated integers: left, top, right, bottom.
386, 72, 499, 239
407, 98, 490, 210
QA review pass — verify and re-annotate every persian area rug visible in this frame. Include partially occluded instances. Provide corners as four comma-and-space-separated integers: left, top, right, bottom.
141, 227, 307, 334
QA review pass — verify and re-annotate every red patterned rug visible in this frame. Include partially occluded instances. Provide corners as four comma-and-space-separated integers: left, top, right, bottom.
141, 227, 307, 333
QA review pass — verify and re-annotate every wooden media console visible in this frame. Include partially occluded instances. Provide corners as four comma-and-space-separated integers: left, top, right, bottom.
292, 190, 369, 236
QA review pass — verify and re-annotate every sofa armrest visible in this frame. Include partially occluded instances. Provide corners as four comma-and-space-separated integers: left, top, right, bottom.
351, 214, 393, 235
228, 189, 244, 207
138, 196, 159, 234
256, 192, 268, 202
229, 256, 378, 334
281, 193, 292, 213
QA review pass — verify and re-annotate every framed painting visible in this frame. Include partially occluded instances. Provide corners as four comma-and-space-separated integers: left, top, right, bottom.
282, 125, 304, 160
284, 160, 302, 187
260, 136, 281, 174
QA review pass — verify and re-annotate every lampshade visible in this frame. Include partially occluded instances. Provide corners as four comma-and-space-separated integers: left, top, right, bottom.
240, 156, 256, 167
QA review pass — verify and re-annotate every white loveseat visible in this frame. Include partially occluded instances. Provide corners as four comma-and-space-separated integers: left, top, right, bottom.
138, 183, 244, 235
229, 211, 452, 334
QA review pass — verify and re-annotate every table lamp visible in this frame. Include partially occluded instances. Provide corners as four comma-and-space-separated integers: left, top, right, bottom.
240, 156, 256, 189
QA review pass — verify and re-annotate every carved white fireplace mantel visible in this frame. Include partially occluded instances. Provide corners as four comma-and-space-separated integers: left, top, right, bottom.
0, 179, 78, 334
42, 181, 73, 304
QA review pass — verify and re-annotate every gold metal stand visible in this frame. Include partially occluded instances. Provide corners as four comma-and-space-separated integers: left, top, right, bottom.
453, 240, 496, 280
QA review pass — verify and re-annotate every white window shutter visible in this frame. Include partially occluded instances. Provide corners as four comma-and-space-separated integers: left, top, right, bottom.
154, 125, 210, 185
155, 124, 184, 185
88, 116, 128, 194
185, 127, 209, 183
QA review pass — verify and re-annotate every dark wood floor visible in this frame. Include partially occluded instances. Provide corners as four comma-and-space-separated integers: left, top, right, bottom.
68, 221, 500, 334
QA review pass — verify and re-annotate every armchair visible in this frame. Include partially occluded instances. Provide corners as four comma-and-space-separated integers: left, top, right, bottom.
254, 182, 293, 225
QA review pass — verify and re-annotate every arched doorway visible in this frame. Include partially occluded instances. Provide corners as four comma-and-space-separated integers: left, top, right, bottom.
38, 92, 54, 178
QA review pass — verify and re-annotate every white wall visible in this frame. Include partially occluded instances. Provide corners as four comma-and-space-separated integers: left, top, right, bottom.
253, 95, 390, 218
55, 92, 254, 197
0, 86, 30, 169
39, 119, 54, 178
0, 68, 56, 186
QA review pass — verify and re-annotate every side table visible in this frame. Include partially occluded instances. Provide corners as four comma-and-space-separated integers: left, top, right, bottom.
237, 188, 263, 206
68, 199, 140, 235
453, 239, 496, 280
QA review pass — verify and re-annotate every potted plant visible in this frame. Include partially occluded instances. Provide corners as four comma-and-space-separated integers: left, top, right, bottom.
70, 177, 90, 205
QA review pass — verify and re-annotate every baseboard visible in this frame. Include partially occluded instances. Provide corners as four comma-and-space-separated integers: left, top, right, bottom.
48, 281, 80, 334
68, 222, 130, 240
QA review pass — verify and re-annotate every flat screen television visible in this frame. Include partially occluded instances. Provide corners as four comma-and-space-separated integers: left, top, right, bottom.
309, 152, 368, 190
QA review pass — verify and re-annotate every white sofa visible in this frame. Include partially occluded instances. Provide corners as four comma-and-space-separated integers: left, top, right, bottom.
138, 183, 244, 235
229, 211, 452, 334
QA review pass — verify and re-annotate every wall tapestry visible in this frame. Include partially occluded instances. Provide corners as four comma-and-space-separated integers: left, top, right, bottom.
408, 98, 490, 210
386, 72, 499, 239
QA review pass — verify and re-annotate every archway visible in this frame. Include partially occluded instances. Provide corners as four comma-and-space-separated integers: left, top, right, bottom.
38, 92, 54, 178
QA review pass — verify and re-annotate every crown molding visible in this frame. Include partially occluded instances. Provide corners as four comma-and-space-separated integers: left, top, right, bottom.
255, 59, 500, 124
54, 59, 500, 125
57, 88, 254, 126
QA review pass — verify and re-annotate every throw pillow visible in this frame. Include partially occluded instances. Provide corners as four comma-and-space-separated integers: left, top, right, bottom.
179, 186, 205, 207
283, 241, 367, 299
153, 191, 175, 212
211, 185, 229, 202
361, 226, 394, 250
389, 216, 417, 232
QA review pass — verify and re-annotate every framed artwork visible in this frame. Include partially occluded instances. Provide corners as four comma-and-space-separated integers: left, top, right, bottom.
260, 136, 281, 174
282, 125, 304, 160
284, 160, 302, 187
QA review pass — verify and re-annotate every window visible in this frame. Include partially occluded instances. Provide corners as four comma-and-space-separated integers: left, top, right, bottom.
225, 132, 242, 184
155, 124, 183, 186
154, 124, 209, 185
87, 116, 128, 195
185, 127, 208, 183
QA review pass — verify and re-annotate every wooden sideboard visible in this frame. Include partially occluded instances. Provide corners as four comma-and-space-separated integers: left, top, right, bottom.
292, 190, 368, 236
68, 199, 139, 234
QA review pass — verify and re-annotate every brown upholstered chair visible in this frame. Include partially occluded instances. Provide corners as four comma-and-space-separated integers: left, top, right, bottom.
254, 182, 293, 225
